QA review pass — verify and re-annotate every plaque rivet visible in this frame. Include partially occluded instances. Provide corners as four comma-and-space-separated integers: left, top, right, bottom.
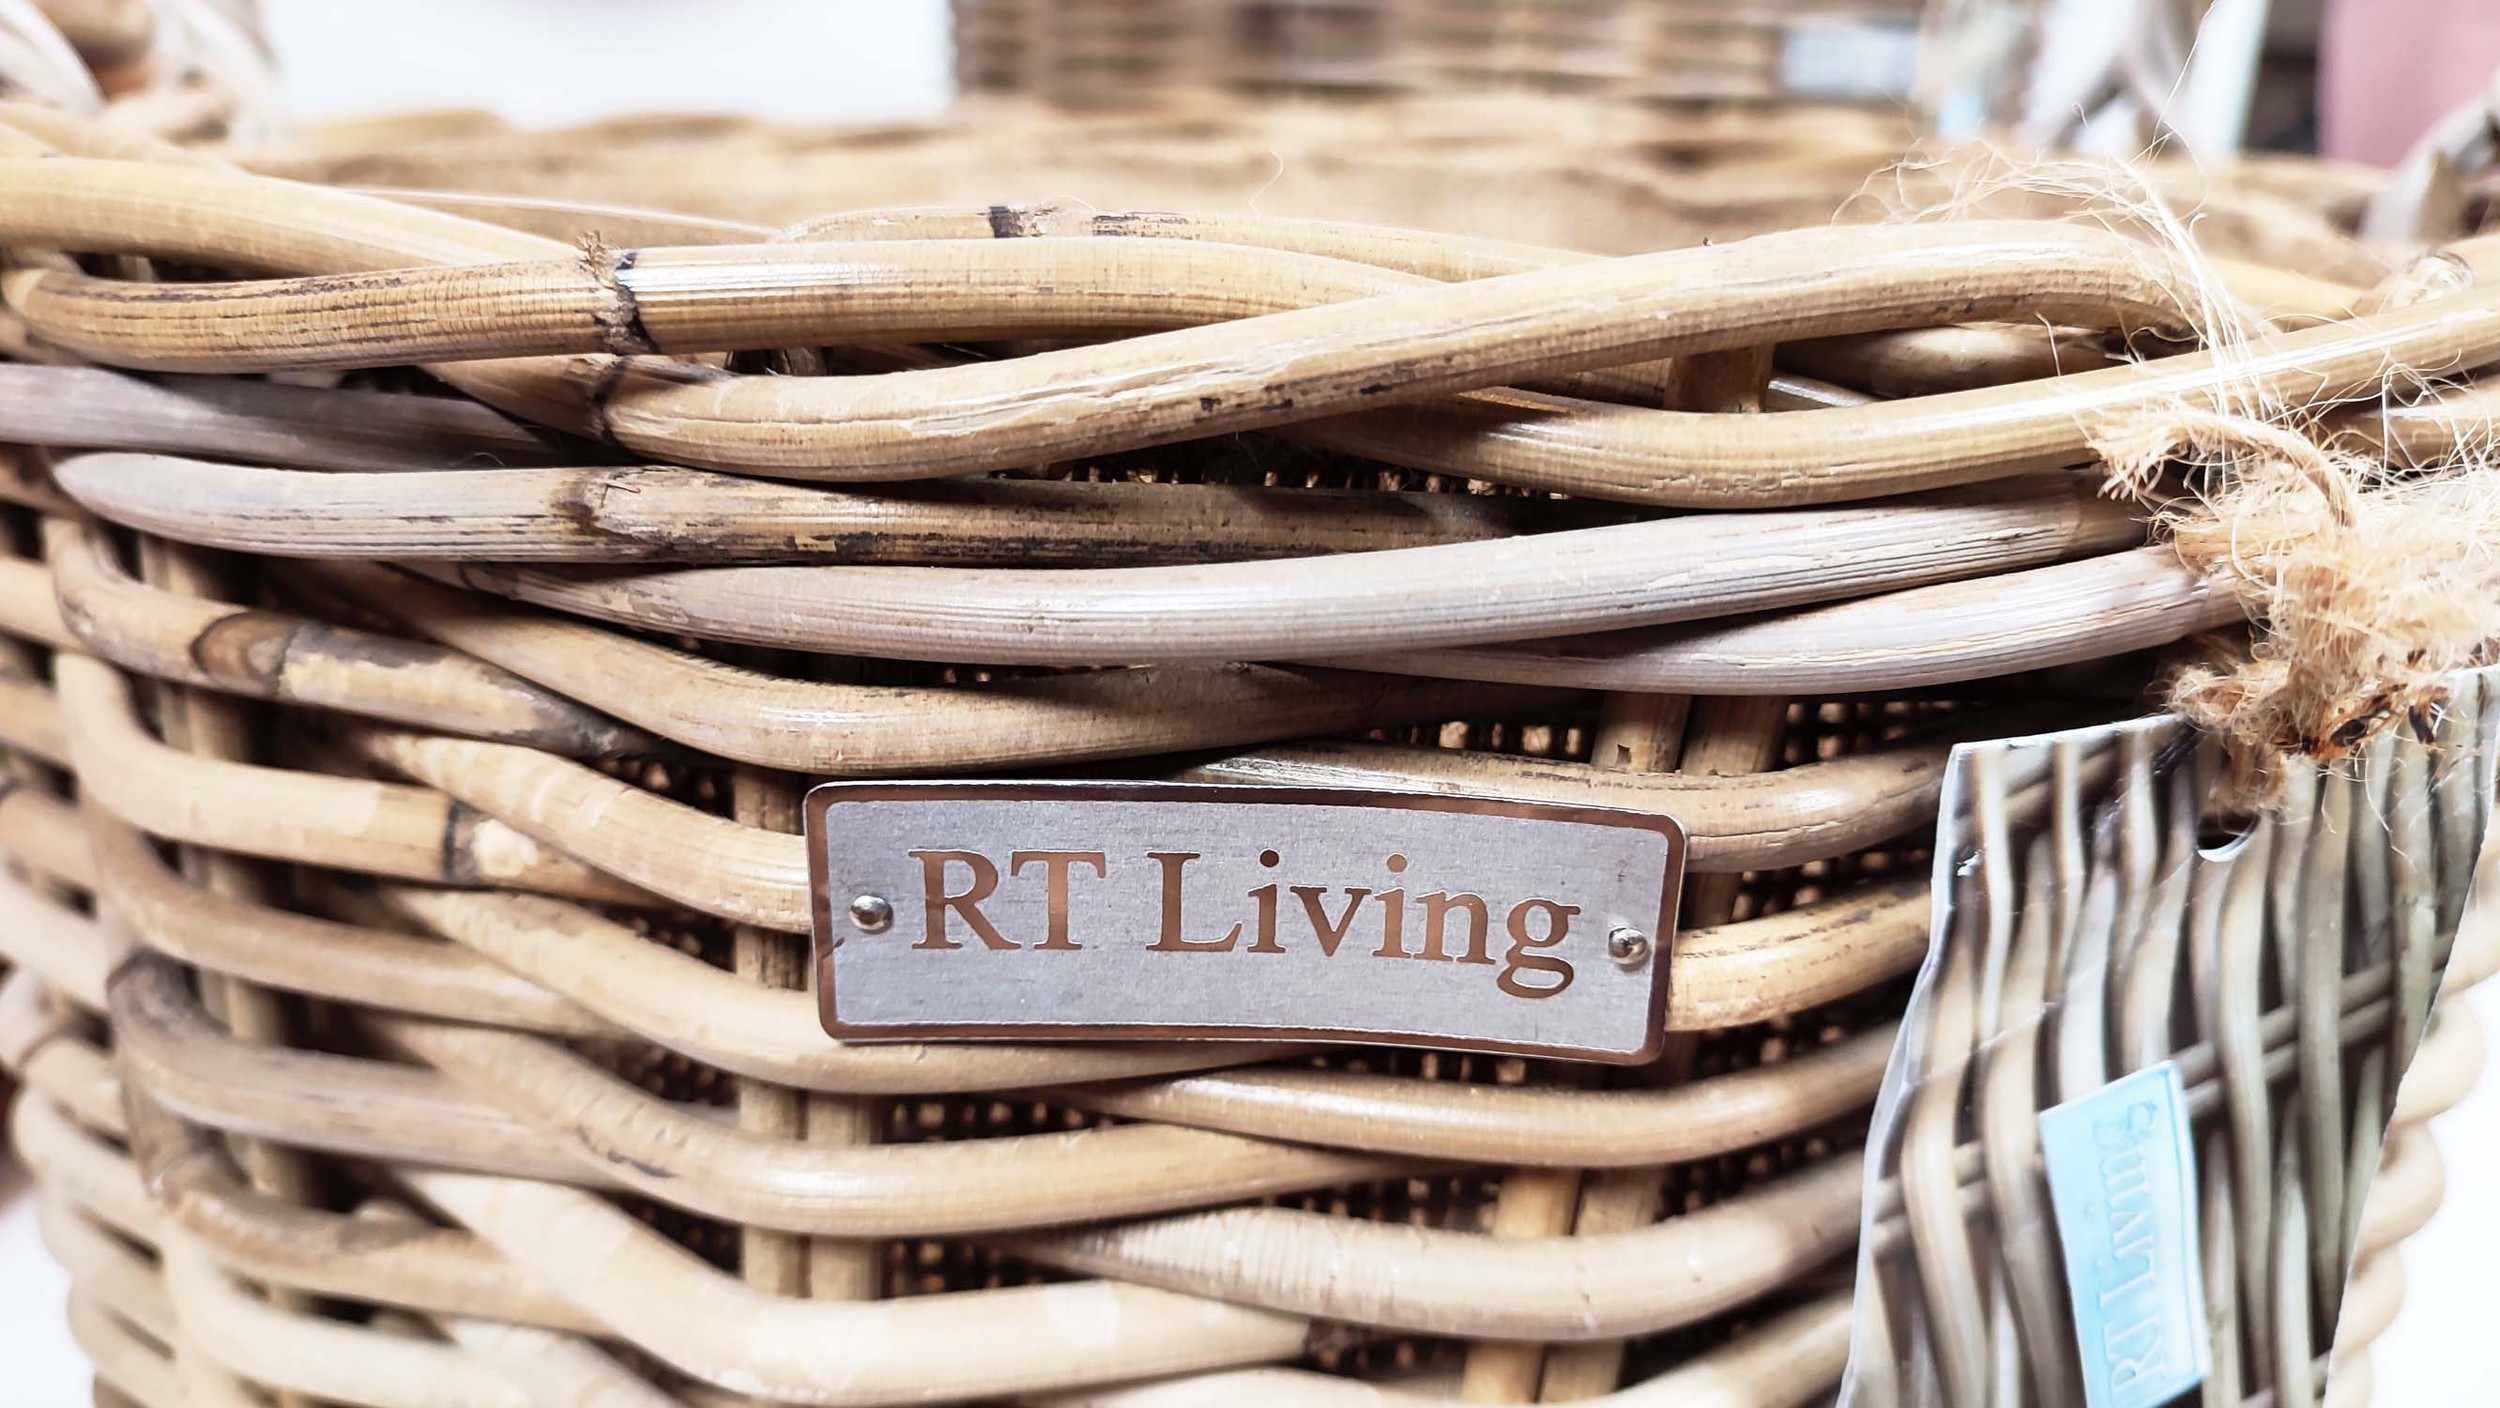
1606, 925, 1650, 968
848, 894, 893, 934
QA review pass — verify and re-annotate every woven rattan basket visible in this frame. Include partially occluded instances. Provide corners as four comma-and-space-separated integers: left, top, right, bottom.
0, 50, 2493, 1408
950, 0, 1929, 107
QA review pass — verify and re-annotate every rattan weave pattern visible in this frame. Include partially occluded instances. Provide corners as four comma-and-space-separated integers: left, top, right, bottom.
0, 88, 2487, 1407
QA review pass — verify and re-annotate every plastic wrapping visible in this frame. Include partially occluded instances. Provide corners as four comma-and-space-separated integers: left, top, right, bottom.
1843, 666, 2500, 1408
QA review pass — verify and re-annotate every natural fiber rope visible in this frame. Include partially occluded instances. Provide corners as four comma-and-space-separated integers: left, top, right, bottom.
2091, 271, 2500, 792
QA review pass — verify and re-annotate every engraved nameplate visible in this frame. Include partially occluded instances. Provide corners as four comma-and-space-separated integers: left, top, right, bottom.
806, 782, 1685, 1063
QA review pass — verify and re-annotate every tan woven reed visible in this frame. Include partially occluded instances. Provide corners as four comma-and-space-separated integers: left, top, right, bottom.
0, 87, 2489, 1408
218, 94, 2397, 287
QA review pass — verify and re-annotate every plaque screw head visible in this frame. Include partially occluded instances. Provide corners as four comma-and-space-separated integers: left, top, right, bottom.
847, 893, 893, 934
1607, 925, 1651, 968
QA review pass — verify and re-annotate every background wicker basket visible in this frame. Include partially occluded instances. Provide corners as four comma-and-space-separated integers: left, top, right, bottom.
0, 9, 2490, 1405
951, 0, 1930, 108
231, 93, 1925, 253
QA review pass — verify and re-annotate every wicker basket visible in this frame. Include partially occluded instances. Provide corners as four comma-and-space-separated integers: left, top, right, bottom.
0, 78, 2489, 1407
951, 0, 1930, 107
1850, 702, 2500, 1408
235, 92, 1928, 252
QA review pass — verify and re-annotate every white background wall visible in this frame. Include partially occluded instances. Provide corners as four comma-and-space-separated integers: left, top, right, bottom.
2374, 974, 2500, 1407
0, 3, 2492, 1404
260, 0, 952, 128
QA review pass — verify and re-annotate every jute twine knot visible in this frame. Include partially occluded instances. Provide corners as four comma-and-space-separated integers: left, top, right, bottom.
1847, 144, 2497, 805
2093, 404, 2500, 805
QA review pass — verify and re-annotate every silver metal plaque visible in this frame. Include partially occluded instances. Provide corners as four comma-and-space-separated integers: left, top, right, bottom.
806, 781, 1685, 1063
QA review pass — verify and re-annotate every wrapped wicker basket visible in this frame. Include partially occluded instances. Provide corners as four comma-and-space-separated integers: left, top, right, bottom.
0, 43, 2492, 1408
1850, 705, 2500, 1408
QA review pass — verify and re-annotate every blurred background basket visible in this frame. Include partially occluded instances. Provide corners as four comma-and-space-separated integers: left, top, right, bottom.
949, 0, 1930, 108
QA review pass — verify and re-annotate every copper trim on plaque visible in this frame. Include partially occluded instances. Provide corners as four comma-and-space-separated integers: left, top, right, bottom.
805, 781, 1686, 1063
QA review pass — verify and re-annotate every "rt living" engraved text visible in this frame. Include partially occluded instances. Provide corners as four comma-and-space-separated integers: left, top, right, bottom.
902, 846, 1581, 999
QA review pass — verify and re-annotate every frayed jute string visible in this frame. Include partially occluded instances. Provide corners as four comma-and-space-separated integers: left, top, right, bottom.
1850, 145, 2493, 805
2093, 402, 2500, 804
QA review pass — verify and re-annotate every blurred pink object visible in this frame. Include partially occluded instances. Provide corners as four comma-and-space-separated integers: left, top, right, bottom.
2321, 0, 2500, 166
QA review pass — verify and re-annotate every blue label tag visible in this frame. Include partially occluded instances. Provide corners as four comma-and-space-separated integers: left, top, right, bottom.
2038, 1061, 2209, 1408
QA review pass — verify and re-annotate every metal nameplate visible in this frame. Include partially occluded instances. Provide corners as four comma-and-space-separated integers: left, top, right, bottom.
806, 782, 1685, 1063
